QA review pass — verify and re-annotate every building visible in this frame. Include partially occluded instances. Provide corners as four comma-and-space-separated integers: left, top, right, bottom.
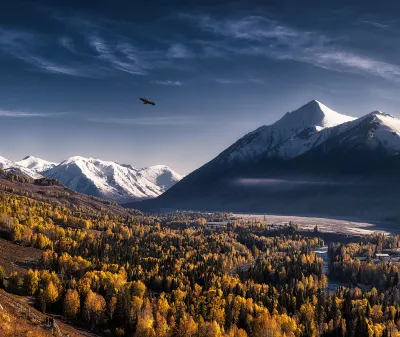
375, 253, 390, 261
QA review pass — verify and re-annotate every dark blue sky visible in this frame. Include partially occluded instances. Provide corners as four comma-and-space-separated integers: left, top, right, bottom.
1, 0, 400, 174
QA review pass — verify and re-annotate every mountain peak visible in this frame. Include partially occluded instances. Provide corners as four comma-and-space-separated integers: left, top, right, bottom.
368, 110, 392, 118
284, 100, 355, 129
16, 156, 58, 173
304, 99, 324, 107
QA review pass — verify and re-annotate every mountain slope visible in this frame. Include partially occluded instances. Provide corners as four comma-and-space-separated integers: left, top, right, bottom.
133, 101, 400, 222
44, 156, 182, 203
16, 156, 57, 173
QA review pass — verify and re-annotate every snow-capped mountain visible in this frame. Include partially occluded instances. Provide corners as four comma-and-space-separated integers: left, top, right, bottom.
16, 156, 58, 173
0, 156, 43, 179
43, 156, 182, 203
217, 100, 356, 163
0, 155, 182, 202
135, 100, 400, 221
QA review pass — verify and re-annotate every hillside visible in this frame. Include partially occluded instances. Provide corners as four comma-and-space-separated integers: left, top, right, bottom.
0, 168, 134, 218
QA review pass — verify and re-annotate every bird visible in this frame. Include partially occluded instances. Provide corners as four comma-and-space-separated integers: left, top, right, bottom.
139, 98, 155, 106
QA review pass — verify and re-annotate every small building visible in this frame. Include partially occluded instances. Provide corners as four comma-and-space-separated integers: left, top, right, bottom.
376, 253, 390, 261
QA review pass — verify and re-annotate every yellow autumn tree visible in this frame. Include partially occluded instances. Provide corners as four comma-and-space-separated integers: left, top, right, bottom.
63, 289, 80, 319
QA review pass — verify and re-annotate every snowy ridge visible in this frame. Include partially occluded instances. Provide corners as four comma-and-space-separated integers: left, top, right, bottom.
16, 156, 57, 173
44, 156, 183, 202
218, 100, 356, 163
373, 112, 400, 151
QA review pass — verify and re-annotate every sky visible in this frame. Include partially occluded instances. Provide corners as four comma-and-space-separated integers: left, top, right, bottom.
1, 0, 400, 175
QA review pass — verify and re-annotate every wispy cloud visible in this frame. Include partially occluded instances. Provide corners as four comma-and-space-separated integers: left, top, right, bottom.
0, 28, 98, 77
0, 26, 168, 77
153, 80, 182, 86
88, 36, 149, 75
215, 78, 264, 84
87, 115, 201, 126
183, 14, 400, 81
356, 20, 391, 30
47, 9, 179, 75
24, 55, 97, 77
0, 109, 67, 118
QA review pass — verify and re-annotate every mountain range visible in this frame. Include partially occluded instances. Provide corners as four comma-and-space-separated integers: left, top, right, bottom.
0, 155, 182, 203
133, 100, 400, 222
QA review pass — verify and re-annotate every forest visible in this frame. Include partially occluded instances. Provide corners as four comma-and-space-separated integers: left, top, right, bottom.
1, 184, 400, 336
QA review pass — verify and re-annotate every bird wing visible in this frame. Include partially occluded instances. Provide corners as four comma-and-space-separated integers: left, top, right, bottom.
139, 98, 155, 105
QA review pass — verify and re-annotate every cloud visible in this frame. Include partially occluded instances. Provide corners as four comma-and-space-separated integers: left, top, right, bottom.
23, 55, 97, 77
235, 178, 353, 185
195, 15, 319, 44
0, 109, 67, 118
86, 36, 179, 76
0, 28, 37, 52
46, 9, 178, 75
215, 78, 264, 84
184, 14, 400, 81
0, 24, 170, 78
166, 43, 193, 58
59, 36, 76, 53
87, 115, 201, 126
153, 80, 182, 86
0, 28, 98, 77
88, 36, 149, 75
356, 20, 391, 30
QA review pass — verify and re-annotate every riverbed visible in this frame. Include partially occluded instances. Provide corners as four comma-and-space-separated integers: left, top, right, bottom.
232, 213, 395, 235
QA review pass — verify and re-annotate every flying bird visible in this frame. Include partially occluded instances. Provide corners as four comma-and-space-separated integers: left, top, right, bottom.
139, 98, 155, 106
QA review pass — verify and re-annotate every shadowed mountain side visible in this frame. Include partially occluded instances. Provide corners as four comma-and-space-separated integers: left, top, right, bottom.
128, 146, 400, 223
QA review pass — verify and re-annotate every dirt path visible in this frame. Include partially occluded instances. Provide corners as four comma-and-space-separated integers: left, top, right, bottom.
0, 289, 99, 337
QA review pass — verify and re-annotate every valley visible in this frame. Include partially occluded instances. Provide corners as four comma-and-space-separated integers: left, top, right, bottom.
1, 166, 400, 336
